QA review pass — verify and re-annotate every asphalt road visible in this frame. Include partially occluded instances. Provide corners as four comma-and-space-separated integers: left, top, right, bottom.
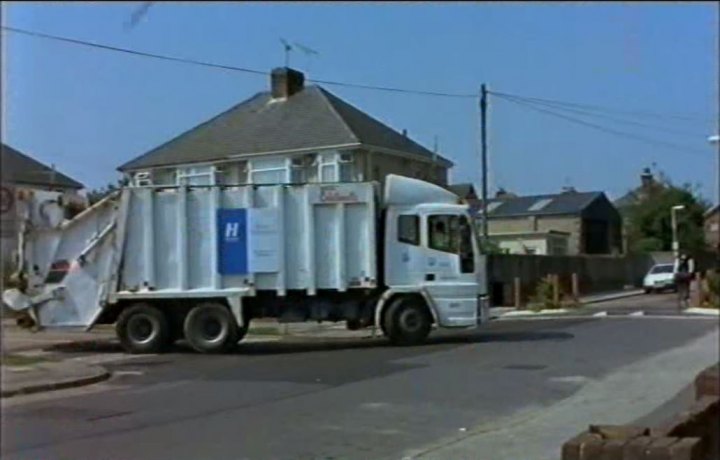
2, 294, 718, 460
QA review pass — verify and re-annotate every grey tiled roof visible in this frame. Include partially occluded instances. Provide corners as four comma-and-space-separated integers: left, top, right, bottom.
448, 183, 476, 198
1, 143, 83, 189
119, 86, 452, 171
614, 191, 640, 209
477, 191, 605, 218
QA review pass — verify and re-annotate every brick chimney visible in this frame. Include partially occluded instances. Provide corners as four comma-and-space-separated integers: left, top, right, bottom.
271, 67, 305, 99
496, 188, 515, 198
640, 167, 654, 189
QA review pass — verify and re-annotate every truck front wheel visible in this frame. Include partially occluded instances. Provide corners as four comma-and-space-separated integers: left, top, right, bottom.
184, 303, 241, 354
116, 303, 171, 354
383, 297, 432, 346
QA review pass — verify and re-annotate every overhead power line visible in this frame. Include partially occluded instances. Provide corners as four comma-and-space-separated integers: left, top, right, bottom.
495, 93, 709, 139
0, 26, 476, 99
1, 26, 267, 76
493, 93, 709, 156
490, 90, 714, 123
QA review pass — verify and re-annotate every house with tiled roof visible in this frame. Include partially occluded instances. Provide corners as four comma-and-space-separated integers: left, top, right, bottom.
477, 187, 622, 255
119, 67, 452, 188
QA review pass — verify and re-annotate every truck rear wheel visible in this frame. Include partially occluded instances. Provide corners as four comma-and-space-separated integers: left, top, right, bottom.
184, 303, 241, 354
383, 297, 432, 346
116, 303, 171, 354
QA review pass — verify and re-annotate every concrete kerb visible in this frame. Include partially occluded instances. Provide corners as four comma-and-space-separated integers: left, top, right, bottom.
493, 289, 645, 319
1, 361, 111, 399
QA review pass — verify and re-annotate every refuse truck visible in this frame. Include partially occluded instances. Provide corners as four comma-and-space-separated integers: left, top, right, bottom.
2, 174, 488, 353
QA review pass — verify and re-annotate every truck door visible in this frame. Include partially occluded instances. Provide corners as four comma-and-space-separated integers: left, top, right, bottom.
422, 213, 480, 327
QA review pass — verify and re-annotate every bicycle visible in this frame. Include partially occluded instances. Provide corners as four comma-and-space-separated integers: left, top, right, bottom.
675, 272, 693, 311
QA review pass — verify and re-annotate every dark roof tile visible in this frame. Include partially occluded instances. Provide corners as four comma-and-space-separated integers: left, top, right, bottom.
119, 85, 452, 171
1, 144, 83, 189
478, 191, 604, 218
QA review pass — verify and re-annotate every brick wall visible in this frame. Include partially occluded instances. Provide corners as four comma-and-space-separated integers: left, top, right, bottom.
561, 363, 720, 460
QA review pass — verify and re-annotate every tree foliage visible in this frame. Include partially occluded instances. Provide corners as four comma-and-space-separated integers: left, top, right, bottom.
624, 171, 709, 254
87, 178, 128, 205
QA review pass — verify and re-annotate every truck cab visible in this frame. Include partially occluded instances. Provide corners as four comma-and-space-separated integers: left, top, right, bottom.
377, 176, 488, 344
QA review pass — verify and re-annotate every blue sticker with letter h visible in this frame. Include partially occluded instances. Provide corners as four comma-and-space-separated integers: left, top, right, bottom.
217, 209, 248, 275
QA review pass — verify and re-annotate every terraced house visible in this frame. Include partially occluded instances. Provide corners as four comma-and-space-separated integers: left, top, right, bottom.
119, 67, 453, 187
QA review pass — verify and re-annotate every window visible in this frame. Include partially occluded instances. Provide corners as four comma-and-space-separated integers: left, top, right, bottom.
428, 215, 458, 253
650, 264, 674, 274
486, 202, 502, 213
428, 214, 475, 273
133, 171, 152, 187
289, 157, 307, 183
249, 158, 287, 184
177, 166, 215, 186
528, 198, 553, 211
458, 215, 475, 273
398, 215, 419, 245
316, 152, 355, 182
338, 153, 354, 182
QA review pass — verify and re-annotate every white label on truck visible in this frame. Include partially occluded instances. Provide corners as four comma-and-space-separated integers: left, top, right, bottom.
247, 208, 280, 273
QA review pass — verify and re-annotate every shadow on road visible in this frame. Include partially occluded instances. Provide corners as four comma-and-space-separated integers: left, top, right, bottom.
43, 330, 573, 356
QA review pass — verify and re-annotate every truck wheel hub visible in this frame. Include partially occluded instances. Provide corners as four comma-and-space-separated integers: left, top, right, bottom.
128, 316, 156, 344
399, 310, 421, 331
200, 316, 223, 341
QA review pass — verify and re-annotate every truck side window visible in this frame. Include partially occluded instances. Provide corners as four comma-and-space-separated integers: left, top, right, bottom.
398, 215, 419, 245
459, 215, 475, 273
428, 215, 456, 253
429, 215, 475, 273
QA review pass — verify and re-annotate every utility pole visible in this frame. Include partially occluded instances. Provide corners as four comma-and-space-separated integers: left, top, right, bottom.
710, 134, 720, 269
480, 84, 489, 244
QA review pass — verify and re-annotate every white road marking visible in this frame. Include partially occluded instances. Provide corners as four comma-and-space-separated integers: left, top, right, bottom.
629, 311, 645, 317
549, 375, 589, 384
114, 370, 144, 376
592, 311, 608, 317
498, 314, 716, 321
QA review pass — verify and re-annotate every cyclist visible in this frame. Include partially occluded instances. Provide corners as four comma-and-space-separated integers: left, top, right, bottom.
674, 253, 694, 309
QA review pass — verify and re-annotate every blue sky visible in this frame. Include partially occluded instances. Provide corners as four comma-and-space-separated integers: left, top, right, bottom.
2, 2, 718, 201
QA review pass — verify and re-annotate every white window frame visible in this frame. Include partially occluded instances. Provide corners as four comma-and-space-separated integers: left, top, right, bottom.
134, 171, 152, 187
315, 152, 354, 183
248, 158, 290, 184
176, 165, 217, 186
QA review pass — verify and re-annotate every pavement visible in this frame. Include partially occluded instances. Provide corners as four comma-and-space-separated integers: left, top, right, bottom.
2, 359, 110, 399
0, 293, 717, 460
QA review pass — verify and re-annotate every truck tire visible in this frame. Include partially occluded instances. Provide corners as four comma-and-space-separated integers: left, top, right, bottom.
116, 303, 171, 354
184, 303, 240, 354
383, 297, 432, 346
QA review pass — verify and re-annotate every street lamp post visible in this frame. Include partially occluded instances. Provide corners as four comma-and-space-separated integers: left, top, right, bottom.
710, 135, 720, 269
671, 205, 686, 259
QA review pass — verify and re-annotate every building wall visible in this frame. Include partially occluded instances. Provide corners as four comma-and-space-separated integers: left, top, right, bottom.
705, 211, 719, 250
495, 237, 548, 255
488, 216, 583, 254
360, 150, 449, 187
136, 149, 450, 188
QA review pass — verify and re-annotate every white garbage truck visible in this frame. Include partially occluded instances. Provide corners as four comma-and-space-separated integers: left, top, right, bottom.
2, 175, 488, 353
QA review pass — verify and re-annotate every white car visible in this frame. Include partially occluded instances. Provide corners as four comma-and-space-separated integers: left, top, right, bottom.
643, 263, 676, 294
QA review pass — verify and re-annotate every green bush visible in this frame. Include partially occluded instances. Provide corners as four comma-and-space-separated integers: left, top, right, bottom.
530, 277, 557, 311
704, 271, 720, 309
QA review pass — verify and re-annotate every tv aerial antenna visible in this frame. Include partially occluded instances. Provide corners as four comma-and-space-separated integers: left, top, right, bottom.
280, 38, 319, 73
124, 1, 155, 31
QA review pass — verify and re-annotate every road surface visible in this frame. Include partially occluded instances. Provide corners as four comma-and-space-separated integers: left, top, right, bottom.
2, 294, 718, 460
